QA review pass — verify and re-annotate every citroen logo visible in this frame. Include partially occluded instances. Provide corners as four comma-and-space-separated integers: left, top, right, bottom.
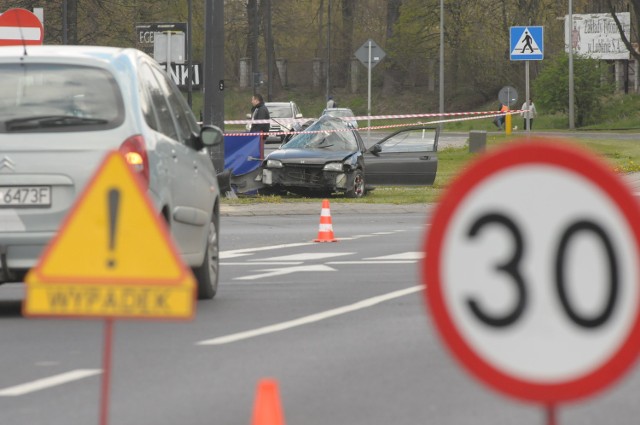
0, 156, 15, 172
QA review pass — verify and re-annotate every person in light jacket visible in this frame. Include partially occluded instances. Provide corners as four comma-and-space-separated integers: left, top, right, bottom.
521, 98, 537, 130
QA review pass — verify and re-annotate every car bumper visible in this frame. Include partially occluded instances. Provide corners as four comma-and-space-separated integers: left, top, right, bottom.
0, 231, 53, 281
262, 168, 350, 191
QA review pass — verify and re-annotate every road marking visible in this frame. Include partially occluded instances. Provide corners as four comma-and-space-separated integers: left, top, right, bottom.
221, 242, 315, 259
222, 261, 303, 266
256, 253, 354, 261
365, 252, 424, 260
196, 286, 423, 346
235, 264, 336, 281
0, 369, 101, 397
327, 260, 416, 265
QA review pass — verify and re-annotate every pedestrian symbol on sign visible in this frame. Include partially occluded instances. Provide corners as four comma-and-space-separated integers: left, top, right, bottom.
510, 26, 544, 61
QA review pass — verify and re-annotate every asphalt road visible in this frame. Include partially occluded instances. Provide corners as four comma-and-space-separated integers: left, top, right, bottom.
3, 212, 640, 425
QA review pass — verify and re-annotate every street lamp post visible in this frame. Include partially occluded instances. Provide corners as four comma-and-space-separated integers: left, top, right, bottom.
439, 0, 444, 120
568, 0, 575, 129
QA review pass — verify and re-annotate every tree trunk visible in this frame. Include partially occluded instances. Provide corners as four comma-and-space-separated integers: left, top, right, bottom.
338, 0, 355, 88
382, 0, 403, 95
260, 0, 282, 98
247, 0, 260, 92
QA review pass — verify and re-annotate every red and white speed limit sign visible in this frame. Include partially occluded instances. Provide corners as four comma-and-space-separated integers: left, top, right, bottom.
423, 140, 640, 403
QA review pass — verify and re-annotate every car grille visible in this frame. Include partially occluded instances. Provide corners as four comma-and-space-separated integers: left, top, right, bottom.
283, 164, 323, 184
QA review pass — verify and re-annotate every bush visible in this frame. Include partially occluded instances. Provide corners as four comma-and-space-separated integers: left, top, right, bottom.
533, 53, 614, 127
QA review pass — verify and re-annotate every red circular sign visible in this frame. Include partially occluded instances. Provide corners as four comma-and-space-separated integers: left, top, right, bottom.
0, 8, 44, 46
423, 139, 640, 403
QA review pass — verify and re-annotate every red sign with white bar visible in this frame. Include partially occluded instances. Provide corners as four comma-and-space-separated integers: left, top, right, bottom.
0, 8, 44, 46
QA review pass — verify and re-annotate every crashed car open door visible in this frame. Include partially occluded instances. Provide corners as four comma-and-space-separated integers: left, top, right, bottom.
364, 126, 440, 186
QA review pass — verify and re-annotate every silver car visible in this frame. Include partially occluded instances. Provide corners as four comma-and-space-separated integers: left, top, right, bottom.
322, 107, 358, 128
264, 101, 304, 143
0, 46, 223, 299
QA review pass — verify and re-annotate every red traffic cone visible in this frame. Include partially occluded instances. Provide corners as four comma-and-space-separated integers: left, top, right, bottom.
251, 379, 286, 425
314, 199, 337, 242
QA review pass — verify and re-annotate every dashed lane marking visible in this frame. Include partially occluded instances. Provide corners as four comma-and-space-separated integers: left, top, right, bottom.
0, 369, 101, 397
235, 264, 336, 281
196, 285, 423, 346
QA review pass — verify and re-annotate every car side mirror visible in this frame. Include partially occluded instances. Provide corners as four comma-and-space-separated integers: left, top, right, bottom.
295, 113, 303, 118
369, 144, 382, 156
201, 125, 223, 147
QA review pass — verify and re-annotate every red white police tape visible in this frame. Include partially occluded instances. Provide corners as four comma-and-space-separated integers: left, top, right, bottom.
223, 110, 524, 137
224, 110, 523, 125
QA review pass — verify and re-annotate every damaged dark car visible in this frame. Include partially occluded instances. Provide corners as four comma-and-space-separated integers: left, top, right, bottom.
259, 115, 439, 198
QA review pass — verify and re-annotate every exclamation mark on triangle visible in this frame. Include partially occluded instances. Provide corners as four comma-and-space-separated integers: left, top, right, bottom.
107, 188, 120, 269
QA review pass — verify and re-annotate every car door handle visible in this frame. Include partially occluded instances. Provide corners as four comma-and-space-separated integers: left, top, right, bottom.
420, 155, 431, 160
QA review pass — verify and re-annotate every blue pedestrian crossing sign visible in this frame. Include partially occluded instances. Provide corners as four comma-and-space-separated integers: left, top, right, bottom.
510, 26, 543, 61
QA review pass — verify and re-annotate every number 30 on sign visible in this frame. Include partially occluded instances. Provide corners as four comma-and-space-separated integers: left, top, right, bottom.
423, 139, 640, 404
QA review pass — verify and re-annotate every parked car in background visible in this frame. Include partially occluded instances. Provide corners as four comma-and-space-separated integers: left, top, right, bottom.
260, 116, 439, 198
265, 101, 304, 143
0, 45, 224, 299
322, 107, 358, 128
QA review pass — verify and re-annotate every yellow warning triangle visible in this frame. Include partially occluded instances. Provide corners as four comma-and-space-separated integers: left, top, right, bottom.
32, 151, 188, 284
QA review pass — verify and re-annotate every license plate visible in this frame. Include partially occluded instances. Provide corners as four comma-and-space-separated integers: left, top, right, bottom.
0, 186, 51, 207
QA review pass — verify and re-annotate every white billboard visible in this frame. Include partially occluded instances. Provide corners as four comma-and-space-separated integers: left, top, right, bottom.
565, 13, 630, 60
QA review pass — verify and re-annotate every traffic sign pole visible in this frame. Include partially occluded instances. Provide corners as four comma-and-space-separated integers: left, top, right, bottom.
367, 40, 372, 144
526, 60, 530, 134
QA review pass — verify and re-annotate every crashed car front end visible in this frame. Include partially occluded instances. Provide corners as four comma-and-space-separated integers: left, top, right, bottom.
262, 153, 360, 193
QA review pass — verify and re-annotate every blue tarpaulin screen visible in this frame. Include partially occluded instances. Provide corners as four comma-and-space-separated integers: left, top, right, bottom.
223, 135, 262, 175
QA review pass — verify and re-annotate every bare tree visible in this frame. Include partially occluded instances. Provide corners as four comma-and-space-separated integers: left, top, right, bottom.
607, 0, 640, 62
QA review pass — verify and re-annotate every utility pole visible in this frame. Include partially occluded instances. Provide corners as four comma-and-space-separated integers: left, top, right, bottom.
266, 0, 273, 101
326, 0, 332, 101
568, 0, 575, 129
203, 0, 225, 173
187, 0, 193, 107
439, 0, 444, 120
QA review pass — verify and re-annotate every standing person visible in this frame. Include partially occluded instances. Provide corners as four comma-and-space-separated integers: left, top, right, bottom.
249, 93, 270, 136
327, 95, 337, 109
521, 98, 537, 130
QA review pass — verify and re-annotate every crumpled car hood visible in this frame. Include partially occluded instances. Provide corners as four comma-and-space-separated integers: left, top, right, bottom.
267, 148, 355, 165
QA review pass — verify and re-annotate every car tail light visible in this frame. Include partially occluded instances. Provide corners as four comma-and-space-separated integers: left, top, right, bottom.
119, 135, 149, 189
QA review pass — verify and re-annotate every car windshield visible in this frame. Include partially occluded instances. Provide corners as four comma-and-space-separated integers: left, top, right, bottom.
267, 104, 294, 118
281, 117, 358, 151
0, 63, 124, 132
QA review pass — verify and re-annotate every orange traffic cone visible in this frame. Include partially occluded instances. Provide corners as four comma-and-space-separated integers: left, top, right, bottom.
314, 199, 337, 242
251, 378, 286, 425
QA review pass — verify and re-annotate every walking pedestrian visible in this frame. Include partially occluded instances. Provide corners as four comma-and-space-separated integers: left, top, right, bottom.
521, 98, 537, 130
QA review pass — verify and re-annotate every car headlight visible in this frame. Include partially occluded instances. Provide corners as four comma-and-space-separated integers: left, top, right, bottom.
323, 162, 344, 172
266, 159, 284, 168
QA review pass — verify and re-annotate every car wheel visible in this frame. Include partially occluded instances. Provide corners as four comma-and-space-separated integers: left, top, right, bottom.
192, 213, 219, 299
346, 170, 365, 198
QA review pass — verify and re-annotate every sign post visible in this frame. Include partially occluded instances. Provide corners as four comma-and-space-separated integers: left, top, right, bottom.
24, 151, 196, 425
423, 139, 640, 423
355, 39, 386, 143
510, 26, 544, 133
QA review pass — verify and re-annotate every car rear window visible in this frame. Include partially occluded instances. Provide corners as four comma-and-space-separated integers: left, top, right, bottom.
0, 63, 124, 133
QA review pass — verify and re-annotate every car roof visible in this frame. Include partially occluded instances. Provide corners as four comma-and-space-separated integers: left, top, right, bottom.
265, 101, 296, 106
0, 45, 145, 69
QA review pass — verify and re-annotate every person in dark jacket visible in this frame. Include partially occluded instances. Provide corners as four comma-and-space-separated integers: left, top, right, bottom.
249, 93, 271, 135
